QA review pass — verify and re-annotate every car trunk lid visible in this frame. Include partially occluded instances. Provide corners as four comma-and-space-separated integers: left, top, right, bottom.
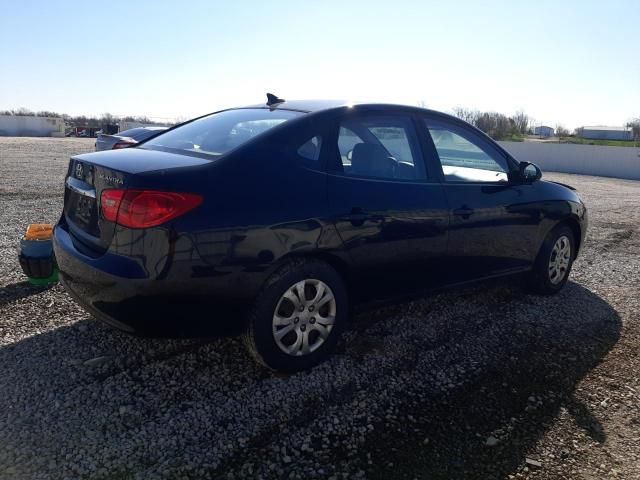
63, 148, 212, 254
95, 134, 128, 151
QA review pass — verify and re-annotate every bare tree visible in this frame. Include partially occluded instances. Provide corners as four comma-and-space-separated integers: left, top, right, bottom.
451, 108, 515, 140
36, 110, 61, 118
513, 110, 529, 134
627, 118, 640, 141
122, 115, 152, 124
555, 124, 570, 137
475, 112, 511, 140
15, 107, 35, 116
452, 107, 478, 125
100, 113, 116, 124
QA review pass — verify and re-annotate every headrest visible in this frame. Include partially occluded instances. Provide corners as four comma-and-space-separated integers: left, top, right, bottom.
351, 143, 396, 178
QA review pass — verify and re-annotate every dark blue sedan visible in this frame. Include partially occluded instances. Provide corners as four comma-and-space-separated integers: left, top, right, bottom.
53, 95, 588, 371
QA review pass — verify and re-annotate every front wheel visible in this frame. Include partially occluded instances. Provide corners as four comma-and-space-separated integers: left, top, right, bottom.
528, 225, 575, 295
242, 259, 348, 372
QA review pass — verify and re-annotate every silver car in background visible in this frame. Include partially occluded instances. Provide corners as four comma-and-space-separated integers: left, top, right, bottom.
95, 126, 167, 151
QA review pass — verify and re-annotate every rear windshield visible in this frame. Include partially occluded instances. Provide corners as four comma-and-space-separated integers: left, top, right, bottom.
141, 108, 303, 156
118, 127, 159, 140
130, 128, 166, 141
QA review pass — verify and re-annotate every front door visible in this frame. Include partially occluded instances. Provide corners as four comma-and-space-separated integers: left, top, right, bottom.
327, 109, 449, 301
421, 116, 542, 283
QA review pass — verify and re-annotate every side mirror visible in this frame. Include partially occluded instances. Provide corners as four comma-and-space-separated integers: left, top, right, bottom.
518, 161, 542, 182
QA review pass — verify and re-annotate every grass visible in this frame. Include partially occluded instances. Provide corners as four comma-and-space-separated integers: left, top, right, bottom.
561, 137, 639, 147
501, 133, 525, 142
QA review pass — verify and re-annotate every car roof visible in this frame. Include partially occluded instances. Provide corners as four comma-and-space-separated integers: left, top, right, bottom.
240, 99, 350, 113
239, 99, 454, 120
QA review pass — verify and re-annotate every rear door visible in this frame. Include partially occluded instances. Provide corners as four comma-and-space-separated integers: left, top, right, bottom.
327, 108, 449, 301
420, 115, 541, 282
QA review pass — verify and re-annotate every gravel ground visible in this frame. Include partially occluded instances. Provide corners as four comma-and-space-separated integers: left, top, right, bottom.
0, 137, 638, 480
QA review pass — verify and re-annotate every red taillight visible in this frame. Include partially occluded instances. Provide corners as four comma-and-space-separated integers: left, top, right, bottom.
101, 189, 125, 222
112, 139, 136, 149
100, 189, 203, 228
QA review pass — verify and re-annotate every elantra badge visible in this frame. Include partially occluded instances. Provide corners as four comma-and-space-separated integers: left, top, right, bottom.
98, 173, 124, 186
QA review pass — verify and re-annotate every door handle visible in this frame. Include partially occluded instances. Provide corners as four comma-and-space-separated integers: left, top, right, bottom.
453, 207, 475, 219
349, 207, 368, 226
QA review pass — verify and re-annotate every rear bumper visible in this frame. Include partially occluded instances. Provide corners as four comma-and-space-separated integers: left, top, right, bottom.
53, 224, 250, 337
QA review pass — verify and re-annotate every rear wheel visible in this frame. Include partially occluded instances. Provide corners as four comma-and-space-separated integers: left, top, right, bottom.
243, 259, 348, 372
528, 225, 575, 295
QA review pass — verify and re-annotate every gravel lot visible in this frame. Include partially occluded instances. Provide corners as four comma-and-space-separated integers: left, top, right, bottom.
0, 137, 638, 480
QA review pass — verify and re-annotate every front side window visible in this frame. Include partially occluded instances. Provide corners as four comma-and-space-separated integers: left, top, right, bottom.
425, 120, 510, 183
336, 115, 424, 180
142, 108, 303, 156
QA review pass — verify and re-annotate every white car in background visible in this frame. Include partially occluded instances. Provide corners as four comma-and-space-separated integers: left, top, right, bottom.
95, 126, 167, 151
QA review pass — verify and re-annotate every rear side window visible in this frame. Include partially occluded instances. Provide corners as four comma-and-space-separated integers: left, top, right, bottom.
143, 109, 303, 156
297, 136, 322, 161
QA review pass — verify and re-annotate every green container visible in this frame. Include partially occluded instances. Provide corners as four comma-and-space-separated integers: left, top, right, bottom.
28, 268, 59, 285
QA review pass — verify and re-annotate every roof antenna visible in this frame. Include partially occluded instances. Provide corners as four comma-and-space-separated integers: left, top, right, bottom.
266, 93, 285, 107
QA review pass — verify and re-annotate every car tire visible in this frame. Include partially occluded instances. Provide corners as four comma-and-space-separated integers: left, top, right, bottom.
528, 224, 575, 295
242, 258, 348, 372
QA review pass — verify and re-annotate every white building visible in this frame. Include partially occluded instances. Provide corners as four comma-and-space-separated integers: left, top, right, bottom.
0, 115, 65, 137
579, 126, 633, 141
534, 125, 554, 137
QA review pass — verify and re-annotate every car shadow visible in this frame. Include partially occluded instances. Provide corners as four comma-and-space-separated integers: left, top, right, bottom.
0, 280, 620, 479
0, 281, 54, 306
347, 280, 621, 479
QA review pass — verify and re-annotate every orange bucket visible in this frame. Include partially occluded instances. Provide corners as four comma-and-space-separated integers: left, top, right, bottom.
24, 224, 54, 241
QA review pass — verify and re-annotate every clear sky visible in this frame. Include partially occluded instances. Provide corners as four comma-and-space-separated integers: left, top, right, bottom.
1, 0, 637, 129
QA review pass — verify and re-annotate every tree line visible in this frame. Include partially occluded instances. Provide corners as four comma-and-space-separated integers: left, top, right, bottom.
0, 108, 164, 127
451, 107, 532, 140
3, 106, 638, 141
452, 108, 639, 141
